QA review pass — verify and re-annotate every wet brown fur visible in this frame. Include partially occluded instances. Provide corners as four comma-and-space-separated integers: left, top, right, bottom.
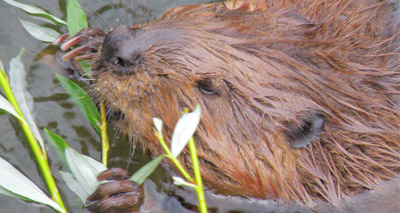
91, 0, 399, 207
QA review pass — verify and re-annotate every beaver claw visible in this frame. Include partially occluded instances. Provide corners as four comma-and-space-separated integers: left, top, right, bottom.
53, 27, 105, 61
85, 168, 144, 213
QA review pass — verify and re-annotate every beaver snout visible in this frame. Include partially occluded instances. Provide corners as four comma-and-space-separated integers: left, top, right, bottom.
99, 25, 183, 76
100, 26, 144, 75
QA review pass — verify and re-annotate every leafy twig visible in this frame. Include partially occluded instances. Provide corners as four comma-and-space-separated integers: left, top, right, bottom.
0, 52, 66, 212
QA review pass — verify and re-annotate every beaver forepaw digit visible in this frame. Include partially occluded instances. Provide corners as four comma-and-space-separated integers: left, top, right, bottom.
53, 27, 105, 61
85, 168, 144, 213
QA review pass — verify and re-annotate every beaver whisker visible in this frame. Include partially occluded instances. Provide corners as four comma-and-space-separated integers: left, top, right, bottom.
146, 90, 157, 119
126, 98, 142, 169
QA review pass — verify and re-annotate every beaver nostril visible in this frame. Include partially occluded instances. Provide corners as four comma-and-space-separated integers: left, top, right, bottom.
284, 111, 325, 148
112, 57, 127, 67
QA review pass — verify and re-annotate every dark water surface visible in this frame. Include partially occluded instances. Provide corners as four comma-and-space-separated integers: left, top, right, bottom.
0, 0, 205, 212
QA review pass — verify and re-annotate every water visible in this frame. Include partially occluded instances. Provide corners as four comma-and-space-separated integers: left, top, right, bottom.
0, 0, 205, 212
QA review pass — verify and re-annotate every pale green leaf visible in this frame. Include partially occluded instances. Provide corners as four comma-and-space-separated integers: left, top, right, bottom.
46, 129, 106, 201
3, 0, 67, 25
59, 171, 87, 203
65, 147, 106, 200
0, 156, 65, 213
19, 19, 60, 43
44, 128, 69, 170
9, 48, 45, 151
171, 105, 201, 157
130, 155, 165, 185
0, 186, 21, 198
0, 94, 25, 123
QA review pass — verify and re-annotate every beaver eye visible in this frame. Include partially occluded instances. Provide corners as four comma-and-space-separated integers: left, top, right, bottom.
200, 87, 216, 95
197, 80, 218, 95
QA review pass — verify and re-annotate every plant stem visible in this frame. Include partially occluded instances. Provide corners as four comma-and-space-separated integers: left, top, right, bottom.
100, 101, 108, 167
0, 67, 66, 212
156, 131, 194, 182
188, 137, 207, 213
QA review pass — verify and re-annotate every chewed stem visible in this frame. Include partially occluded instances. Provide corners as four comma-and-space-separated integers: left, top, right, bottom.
100, 101, 109, 167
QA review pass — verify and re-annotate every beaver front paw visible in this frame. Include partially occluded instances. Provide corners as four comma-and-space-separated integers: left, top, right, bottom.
85, 167, 144, 213
53, 27, 105, 61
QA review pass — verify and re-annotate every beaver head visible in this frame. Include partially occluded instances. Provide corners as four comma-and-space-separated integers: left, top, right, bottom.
90, 1, 399, 206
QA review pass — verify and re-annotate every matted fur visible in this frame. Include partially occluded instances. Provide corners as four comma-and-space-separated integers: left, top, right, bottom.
91, 0, 399, 207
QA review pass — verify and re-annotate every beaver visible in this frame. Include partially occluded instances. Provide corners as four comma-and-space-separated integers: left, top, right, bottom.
56, 0, 400, 211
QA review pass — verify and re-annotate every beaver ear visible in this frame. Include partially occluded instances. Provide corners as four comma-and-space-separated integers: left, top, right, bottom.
283, 111, 325, 148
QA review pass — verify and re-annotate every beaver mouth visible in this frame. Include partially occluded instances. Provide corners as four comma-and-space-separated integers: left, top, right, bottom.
107, 108, 126, 123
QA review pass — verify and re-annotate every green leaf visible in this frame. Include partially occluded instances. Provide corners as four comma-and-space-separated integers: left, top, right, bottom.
79, 60, 92, 77
44, 129, 69, 170
19, 19, 60, 43
3, 0, 67, 25
59, 171, 87, 203
55, 73, 101, 134
171, 105, 201, 157
0, 94, 25, 123
9, 48, 46, 151
0, 156, 65, 213
67, 0, 88, 37
130, 155, 165, 185
65, 147, 106, 200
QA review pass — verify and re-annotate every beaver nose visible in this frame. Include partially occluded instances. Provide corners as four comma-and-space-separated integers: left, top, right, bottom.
100, 25, 145, 74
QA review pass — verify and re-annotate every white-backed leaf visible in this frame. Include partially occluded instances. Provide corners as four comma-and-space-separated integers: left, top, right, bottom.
153, 118, 163, 133
0, 186, 28, 200
0, 59, 5, 97
59, 171, 87, 203
0, 94, 25, 123
0, 156, 65, 213
172, 176, 197, 188
9, 48, 46, 151
65, 147, 106, 200
3, 0, 67, 25
171, 105, 201, 157
19, 19, 60, 43
130, 155, 165, 185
